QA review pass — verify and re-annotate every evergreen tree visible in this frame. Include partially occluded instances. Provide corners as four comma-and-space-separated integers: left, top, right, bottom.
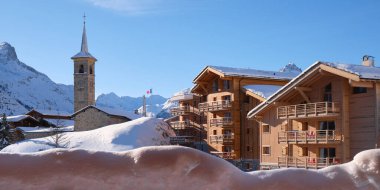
0, 113, 11, 149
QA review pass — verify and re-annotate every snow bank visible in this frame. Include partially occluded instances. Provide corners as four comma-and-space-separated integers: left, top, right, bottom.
2, 117, 175, 153
0, 147, 378, 189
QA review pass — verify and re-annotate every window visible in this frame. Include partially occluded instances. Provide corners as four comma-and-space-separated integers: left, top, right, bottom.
213, 130, 217, 135
89, 66, 93, 74
323, 83, 332, 102
222, 95, 231, 101
263, 124, 270, 133
213, 97, 217, 101
223, 80, 231, 90
353, 87, 367, 94
224, 112, 232, 118
319, 121, 335, 130
223, 129, 232, 135
246, 146, 251, 152
319, 147, 336, 158
246, 128, 250, 134
262, 146, 271, 155
79, 65, 84, 73
212, 79, 219, 92
281, 146, 288, 155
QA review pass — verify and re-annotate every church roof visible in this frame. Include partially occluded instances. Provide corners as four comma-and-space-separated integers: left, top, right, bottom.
71, 20, 97, 60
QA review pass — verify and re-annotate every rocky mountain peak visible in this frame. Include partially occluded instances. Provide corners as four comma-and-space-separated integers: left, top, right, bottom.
0, 42, 18, 61
279, 63, 302, 73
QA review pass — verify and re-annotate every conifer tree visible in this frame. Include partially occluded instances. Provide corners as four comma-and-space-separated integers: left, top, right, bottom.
0, 113, 10, 149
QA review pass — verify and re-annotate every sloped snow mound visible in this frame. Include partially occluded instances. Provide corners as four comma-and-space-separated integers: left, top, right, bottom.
2, 117, 175, 153
0, 147, 379, 189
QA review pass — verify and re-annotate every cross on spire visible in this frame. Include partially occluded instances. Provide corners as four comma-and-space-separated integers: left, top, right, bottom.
83, 13, 86, 25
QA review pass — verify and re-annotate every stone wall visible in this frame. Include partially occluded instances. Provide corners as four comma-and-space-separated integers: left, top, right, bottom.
74, 107, 129, 131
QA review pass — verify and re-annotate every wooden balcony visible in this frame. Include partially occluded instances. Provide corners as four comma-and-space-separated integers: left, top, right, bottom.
209, 134, 234, 144
199, 100, 232, 112
278, 130, 342, 144
169, 121, 191, 129
210, 117, 233, 127
210, 151, 236, 160
277, 102, 339, 119
278, 156, 340, 169
170, 136, 195, 144
170, 106, 190, 116
170, 106, 200, 116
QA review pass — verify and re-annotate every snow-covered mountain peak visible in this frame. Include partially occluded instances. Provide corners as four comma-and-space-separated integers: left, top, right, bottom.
279, 63, 302, 73
0, 42, 18, 61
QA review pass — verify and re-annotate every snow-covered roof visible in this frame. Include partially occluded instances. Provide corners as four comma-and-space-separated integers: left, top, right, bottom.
28, 109, 71, 116
209, 65, 299, 80
72, 105, 141, 120
171, 88, 194, 101
244, 85, 283, 99
323, 62, 380, 80
17, 126, 74, 133
6, 115, 36, 122
96, 106, 141, 120
247, 61, 380, 118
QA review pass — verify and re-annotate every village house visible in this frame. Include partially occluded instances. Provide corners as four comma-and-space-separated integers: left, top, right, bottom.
247, 56, 380, 170
189, 65, 299, 170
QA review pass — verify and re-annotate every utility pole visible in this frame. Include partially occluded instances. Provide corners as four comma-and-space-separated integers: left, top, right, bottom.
143, 95, 147, 117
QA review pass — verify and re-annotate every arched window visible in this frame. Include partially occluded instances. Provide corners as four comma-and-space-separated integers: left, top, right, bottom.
79, 65, 84, 73
90, 66, 93, 74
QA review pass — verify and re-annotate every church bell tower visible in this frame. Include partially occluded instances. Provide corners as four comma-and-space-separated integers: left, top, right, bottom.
71, 15, 97, 112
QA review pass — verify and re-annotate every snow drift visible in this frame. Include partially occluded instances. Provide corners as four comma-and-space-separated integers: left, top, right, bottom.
0, 147, 378, 189
2, 117, 175, 153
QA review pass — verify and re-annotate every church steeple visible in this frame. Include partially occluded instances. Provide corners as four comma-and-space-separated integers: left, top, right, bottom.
81, 14, 89, 53
72, 14, 97, 112
71, 14, 96, 61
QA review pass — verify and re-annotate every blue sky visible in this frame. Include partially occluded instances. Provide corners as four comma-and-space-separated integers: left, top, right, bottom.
1, 0, 379, 98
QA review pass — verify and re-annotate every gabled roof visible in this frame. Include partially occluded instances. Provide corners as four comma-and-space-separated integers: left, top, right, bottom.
6, 115, 38, 123
27, 109, 71, 117
72, 105, 140, 120
247, 61, 380, 119
193, 65, 299, 83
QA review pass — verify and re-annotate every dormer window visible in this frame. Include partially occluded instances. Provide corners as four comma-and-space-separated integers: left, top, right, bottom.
79, 65, 84, 73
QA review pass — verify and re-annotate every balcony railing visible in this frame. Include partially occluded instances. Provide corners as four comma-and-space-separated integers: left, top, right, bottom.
199, 100, 232, 112
277, 102, 339, 119
169, 121, 191, 129
210, 151, 236, 160
170, 106, 200, 116
209, 134, 234, 143
278, 130, 341, 144
170, 136, 195, 144
278, 156, 340, 169
210, 117, 233, 127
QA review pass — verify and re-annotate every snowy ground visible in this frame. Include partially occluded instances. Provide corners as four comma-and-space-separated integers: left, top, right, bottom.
2, 117, 175, 153
0, 147, 378, 189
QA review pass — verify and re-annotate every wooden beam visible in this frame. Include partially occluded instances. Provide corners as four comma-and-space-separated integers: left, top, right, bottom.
199, 83, 208, 94
349, 80, 374, 88
295, 88, 311, 103
294, 87, 312, 91
320, 64, 360, 81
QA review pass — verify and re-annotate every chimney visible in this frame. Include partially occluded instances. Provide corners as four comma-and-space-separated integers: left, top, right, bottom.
362, 55, 375, 67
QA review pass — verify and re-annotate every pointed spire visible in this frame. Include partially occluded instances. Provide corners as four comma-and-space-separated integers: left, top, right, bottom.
81, 13, 88, 53
72, 13, 96, 61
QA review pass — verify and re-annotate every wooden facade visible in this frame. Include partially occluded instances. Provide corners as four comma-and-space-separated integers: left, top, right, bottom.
248, 61, 380, 169
168, 93, 207, 149
190, 66, 295, 169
